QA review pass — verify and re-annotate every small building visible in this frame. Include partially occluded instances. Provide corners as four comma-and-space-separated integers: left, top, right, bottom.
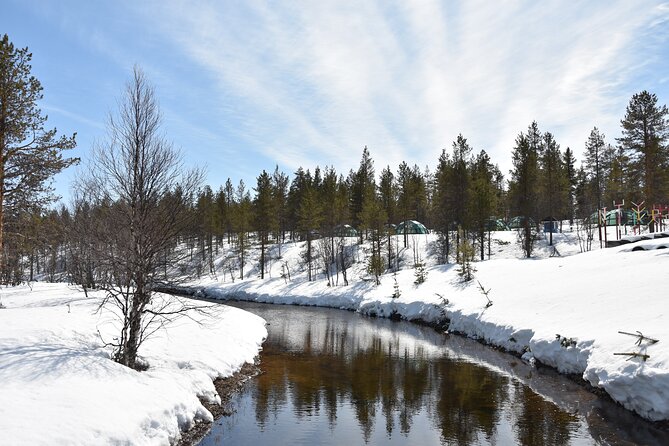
395, 220, 429, 234
541, 216, 559, 233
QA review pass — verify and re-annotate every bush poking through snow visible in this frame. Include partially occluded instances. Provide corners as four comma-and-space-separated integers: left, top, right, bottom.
367, 253, 384, 285
477, 281, 493, 308
391, 272, 401, 298
413, 261, 427, 285
556, 334, 577, 348
457, 228, 476, 281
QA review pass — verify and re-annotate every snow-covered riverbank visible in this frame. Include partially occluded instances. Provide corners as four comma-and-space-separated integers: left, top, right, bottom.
0, 283, 267, 445
195, 231, 669, 422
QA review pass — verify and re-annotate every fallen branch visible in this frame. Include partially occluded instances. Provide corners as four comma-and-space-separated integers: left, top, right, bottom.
613, 352, 650, 361
618, 330, 659, 346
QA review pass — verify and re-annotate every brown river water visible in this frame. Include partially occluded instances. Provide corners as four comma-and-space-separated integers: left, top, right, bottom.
198, 301, 669, 446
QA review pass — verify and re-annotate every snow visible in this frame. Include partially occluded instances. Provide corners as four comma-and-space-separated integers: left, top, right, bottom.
0, 283, 267, 445
191, 228, 669, 422
1, 224, 667, 445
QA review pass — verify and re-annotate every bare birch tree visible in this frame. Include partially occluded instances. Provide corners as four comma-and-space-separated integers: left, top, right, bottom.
80, 67, 203, 370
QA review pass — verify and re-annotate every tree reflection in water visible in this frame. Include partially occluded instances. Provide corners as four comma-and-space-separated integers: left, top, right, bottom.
249, 314, 579, 445
199, 303, 669, 446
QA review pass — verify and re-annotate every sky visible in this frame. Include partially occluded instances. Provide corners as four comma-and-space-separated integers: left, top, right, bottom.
2, 0, 669, 203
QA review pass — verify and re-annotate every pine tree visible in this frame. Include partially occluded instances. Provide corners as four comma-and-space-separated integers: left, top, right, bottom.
360, 193, 387, 285
456, 226, 476, 281
449, 134, 472, 261
378, 166, 397, 268
584, 127, 606, 211
450, 134, 472, 231
432, 149, 452, 263
254, 170, 277, 279
509, 122, 542, 257
233, 180, 253, 279
470, 150, 497, 260
618, 91, 669, 217
298, 185, 322, 281
320, 166, 342, 268
271, 166, 289, 245
562, 147, 577, 224
540, 132, 568, 245
0, 34, 77, 276
288, 167, 312, 241
379, 166, 397, 225
223, 178, 235, 243
349, 146, 375, 239
603, 145, 628, 206
195, 185, 216, 271
213, 186, 227, 248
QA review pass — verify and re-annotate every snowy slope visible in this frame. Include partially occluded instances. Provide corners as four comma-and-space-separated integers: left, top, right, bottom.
193, 230, 669, 421
0, 283, 267, 445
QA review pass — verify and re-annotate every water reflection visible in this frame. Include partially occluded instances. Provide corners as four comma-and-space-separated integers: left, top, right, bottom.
199, 303, 668, 446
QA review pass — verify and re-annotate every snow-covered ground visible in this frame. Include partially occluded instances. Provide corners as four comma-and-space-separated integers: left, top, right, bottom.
0, 283, 267, 445
191, 227, 669, 422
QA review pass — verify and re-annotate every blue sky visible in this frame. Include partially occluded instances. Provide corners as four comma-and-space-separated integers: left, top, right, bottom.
3, 0, 669, 202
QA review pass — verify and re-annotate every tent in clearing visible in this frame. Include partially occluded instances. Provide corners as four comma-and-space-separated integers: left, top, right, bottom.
508, 216, 536, 229
395, 220, 429, 234
333, 224, 359, 237
485, 218, 510, 231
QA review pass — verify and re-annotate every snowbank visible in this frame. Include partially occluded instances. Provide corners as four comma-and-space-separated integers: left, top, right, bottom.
195, 231, 669, 422
0, 283, 267, 445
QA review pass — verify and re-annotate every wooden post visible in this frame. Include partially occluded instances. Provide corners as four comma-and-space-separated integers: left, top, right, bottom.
631, 201, 645, 235
601, 206, 607, 246
613, 200, 624, 240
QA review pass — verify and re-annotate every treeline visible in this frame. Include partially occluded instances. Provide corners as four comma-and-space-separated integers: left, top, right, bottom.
2, 28, 668, 285
5, 88, 667, 287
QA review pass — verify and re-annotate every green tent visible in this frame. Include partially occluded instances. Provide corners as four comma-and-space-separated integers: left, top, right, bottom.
485, 218, 510, 231
586, 210, 650, 226
333, 224, 358, 237
508, 216, 535, 229
395, 220, 429, 234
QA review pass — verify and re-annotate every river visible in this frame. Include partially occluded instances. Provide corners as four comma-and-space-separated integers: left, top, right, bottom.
198, 302, 669, 445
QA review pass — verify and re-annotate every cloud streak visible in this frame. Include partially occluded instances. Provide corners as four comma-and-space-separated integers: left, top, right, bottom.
64, 0, 669, 181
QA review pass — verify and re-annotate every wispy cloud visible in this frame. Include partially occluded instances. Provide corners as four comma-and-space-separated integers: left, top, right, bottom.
69, 1, 669, 179
43, 104, 105, 131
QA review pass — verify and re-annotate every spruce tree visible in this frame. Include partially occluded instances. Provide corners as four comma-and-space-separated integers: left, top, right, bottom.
0, 34, 77, 275
618, 91, 669, 216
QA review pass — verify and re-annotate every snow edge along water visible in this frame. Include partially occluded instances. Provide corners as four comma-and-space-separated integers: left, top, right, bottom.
186, 235, 669, 425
